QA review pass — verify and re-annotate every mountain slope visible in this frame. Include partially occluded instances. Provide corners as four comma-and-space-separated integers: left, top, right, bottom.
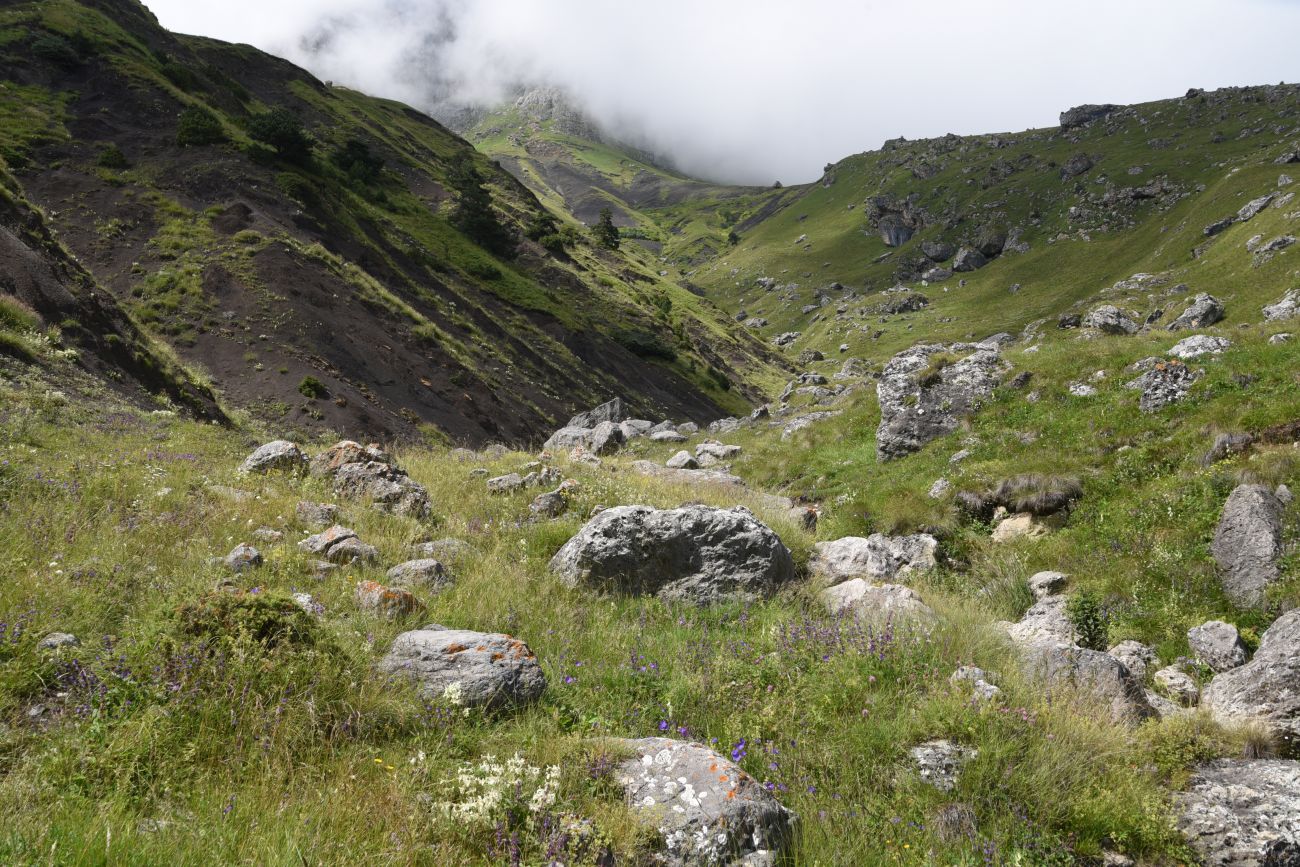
0, 0, 787, 445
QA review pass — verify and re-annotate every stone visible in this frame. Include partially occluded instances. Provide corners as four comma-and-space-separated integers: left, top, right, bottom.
544, 426, 592, 451
292, 593, 323, 617
326, 536, 379, 565
239, 440, 307, 475
1019, 641, 1155, 724
1006, 595, 1076, 646
1264, 289, 1300, 321
487, 473, 525, 495
549, 505, 795, 606
1060, 104, 1119, 129
252, 527, 283, 544
676, 422, 699, 436
876, 343, 1007, 460
665, 450, 698, 470
298, 523, 358, 557
589, 421, 625, 456
910, 740, 977, 792
1108, 641, 1157, 681
386, 559, 452, 591
1146, 689, 1185, 720
567, 398, 627, 430
695, 442, 742, 461
1083, 305, 1140, 335
928, 478, 952, 499
379, 627, 545, 709
1201, 611, 1300, 752
1126, 360, 1202, 413
922, 239, 956, 262
1239, 194, 1276, 222
530, 488, 568, 518
1025, 571, 1067, 600
1060, 152, 1094, 179
1168, 294, 1226, 330
612, 737, 796, 866
1068, 382, 1098, 397
355, 581, 422, 619
310, 441, 391, 477
809, 534, 937, 584
650, 430, 687, 443
952, 247, 988, 272
1154, 665, 1200, 706
1212, 484, 1284, 608
1170, 335, 1231, 359
1188, 621, 1250, 673
991, 513, 1053, 542
36, 632, 80, 651
950, 666, 1002, 702
1271, 333, 1294, 345
1203, 432, 1255, 465
1177, 760, 1300, 867
1204, 217, 1236, 237
628, 461, 745, 488
821, 580, 935, 624
620, 419, 654, 440
331, 460, 430, 518
412, 538, 470, 563
224, 544, 263, 572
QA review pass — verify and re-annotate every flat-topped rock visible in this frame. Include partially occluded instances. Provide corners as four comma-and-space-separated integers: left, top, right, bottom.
809, 534, 937, 584
378, 627, 546, 710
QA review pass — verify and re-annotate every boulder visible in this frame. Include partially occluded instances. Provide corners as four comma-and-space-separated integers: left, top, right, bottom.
327, 457, 430, 519
1060, 152, 1094, 179
1083, 305, 1140, 335
1203, 432, 1256, 466
676, 422, 700, 436
1238, 194, 1276, 223
36, 632, 80, 651
1167, 294, 1226, 331
238, 440, 307, 475
650, 430, 687, 443
991, 513, 1055, 542
1019, 640, 1156, 724
1201, 611, 1300, 752
1006, 595, 1076, 646
355, 581, 421, 619
530, 488, 569, 518
544, 426, 592, 451
1177, 760, 1300, 866
922, 239, 956, 262
567, 398, 627, 430
487, 473, 526, 495
412, 538, 470, 563
1212, 484, 1284, 608
1028, 571, 1069, 600
809, 534, 937, 584
298, 525, 357, 556
549, 505, 795, 605
1108, 640, 1157, 681
1188, 621, 1250, 673
1154, 665, 1200, 706
223, 544, 263, 573
1264, 289, 1300, 321
910, 740, 977, 792
1170, 335, 1231, 359
378, 627, 546, 710
822, 580, 934, 624
386, 559, 452, 591
696, 442, 742, 461
296, 501, 340, 528
665, 450, 698, 470
628, 460, 745, 488
613, 737, 796, 866
589, 421, 625, 456
310, 441, 391, 477
1126, 360, 1203, 413
326, 536, 379, 565
876, 343, 1007, 460
1060, 104, 1120, 129
952, 247, 988, 272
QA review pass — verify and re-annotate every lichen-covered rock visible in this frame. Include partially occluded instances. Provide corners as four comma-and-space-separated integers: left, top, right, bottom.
1177, 759, 1300, 866
567, 398, 627, 430
238, 440, 307, 475
355, 581, 422, 619
326, 536, 379, 565
1188, 620, 1250, 673
378, 627, 545, 709
298, 525, 357, 556
821, 580, 935, 624
1170, 334, 1231, 359
589, 420, 625, 456
386, 559, 452, 591
666, 450, 698, 470
1006, 595, 1076, 646
1083, 305, 1140, 335
1108, 640, 1157, 682
911, 740, 977, 792
296, 500, 340, 528
1212, 484, 1284, 608
809, 534, 937, 584
1126, 360, 1203, 412
543, 426, 592, 451
549, 505, 795, 605
530, 487, 569, 518
613, 737, 796, 866
1028, 571, 1069, 600
332, 461, 431, 518
36, 632, 80, 651
1264, 289, 1300, 321
1018, 640, 1155, 724
1154, 665, 1200, 706
223, 544, 263, 573
310, 441, 390, 477
1167, 294, 1226, 331
876, 343, 1008, 460
1202, 611, 1300, 753
487, 473, 525, 495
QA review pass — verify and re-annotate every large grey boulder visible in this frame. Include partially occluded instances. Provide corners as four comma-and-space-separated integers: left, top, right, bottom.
1060, 104, 1120, 129
1084, 305, 1140, 335
549, 505, 795, 605
1177, 759, 1300, 866
1264, 289, 1300, 321
665, 450, 698, 470
1019, 640, 1155, 724
876, 343, 1008, 460
1188, 620, 1250, 673
1201, 611, 1300, 752
1108, 640, 1157, 682
310, 440, 392, 476
952, 247, 988, 272
543, 426, 592, 451
809, 534, 937, 584
1168, 294, 1226, 331
1006, 595, 1077, 646
1170, 335, 1231, 359
1238, 194, 1276, 223
1212, 484, 1284, 608
822, 580, 935, 625
613, 737, 796, 866
378, 627, 546, 710
239, 440, 307, 475
332, 461, 431, 518
1126, 360, 1203, 413
568, 398, 627, 430
386, 559, 452, 591
589, 421, 625, 456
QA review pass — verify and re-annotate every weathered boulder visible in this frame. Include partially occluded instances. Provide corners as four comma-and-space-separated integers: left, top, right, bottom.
1170, 335, 1231, 359
952, 247, 988, 272
1019, 640, 1155, 724
1060, 152, 1094, 179
696, 442, 742, 461
1083, 305, 1140, 335
1239, 194, 1276, 223
613, 737, 796, 866
1108, 640, 1157, 681
568, 398, 627, 430
1006, 595, 1076, 646
1202, 611, 1300, 752
1212, 484, 1284, 607
299, 525, 357, 555
589, 421, 625, 456
487, 473, 525, 495
809, 534, 937, 584
379, 627, 546, 709
543, 426, 592, 451
296, 500, 341, 528
911, 740, 977, 792
223, 544, 263, 573
1028, 571, 1069, 600
386, 559, 452, 591
1126, 360, 1203, 413
326, 536, 379, 565
665, 450, 698, 470
310, 441, 390, 477
412, 538, 470, 563
332, 461, 431, 518
1168, 294, 1225, 331
1264, 289, 1300, 322
922, 239, 956, 262
876, 343, 1007, 460
1177, 760, 1300, 866
651, 429, 688, 443
821, 580, 935, 624
36, 632, 80, 651
628, 460, 745, 488
355, 581, 421, 619
1060, 104, 1119, 129
1154, 665, 1200, 706
530, 488, 569, 519
991, 512, 1057, 541
239, 440, 307, 475
1188, 620, 1250, 673
549, 505, 795, 605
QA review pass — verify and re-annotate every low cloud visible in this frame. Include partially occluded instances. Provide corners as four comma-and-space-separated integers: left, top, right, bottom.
145, 0, 1300, 184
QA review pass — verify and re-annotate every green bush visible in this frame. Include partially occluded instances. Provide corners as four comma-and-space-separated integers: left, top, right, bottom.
176, 106, 225, 147
0, 296, 40, 333
249, 109, 313, 165
174, 591, 317, 651
1066, 590, 1110, 651
95, 144, 128, 169
32, 34, 80, 69
298, 376, 326, 399
330, 137, 383, 184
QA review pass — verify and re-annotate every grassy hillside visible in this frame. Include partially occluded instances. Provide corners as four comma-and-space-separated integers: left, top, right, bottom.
0, 0, 786, 445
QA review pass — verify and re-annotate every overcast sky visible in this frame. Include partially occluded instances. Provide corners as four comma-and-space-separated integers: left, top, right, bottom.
144, 0, 1300, 184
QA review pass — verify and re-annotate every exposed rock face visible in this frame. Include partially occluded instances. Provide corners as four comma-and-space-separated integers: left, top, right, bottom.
568, 398, 628, 430
378, 627, 546, 709
239, 441, 307, 475
911, 740, 977, 792
589, 420, 625, 456
613, 737, 796, 867
1154, 665, 1200, 706
1264, 289, 1300, 321
922, 239, 956, 262
1127, 360, 1203, 412
876, 343, 1008, 460
1060, 104, 1120, 129
1108, 640, 1157, 681
950, 666, 1002, 702
1170, 335, 1231, 359
1212, 484, 1284, 608
952, 247, 988, 272
1006, 595, 1076, 646
1029, 571, 1069, 600
1168, 294, 1226, 330
1188, 620, 1250, 673
310, 441, 430, 518
1177, 760, 1300, 866
1083, 305, 1140, 335
1060, 152, 1095, 179
1202, 611, 1300, 752
809, 534, 937, 584
549, 505, 795, 605
821, 581, 935, 624
1018, 640, 1155, 724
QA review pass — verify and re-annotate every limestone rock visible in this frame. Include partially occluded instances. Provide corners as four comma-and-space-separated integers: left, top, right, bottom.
911, 740, 977, 792
378, 627, 546, 710
809, 534, 938, 584
1212, 484, 1284, 608
1170, 335, 1231, 359
1083, 305, 1140, 335
223, 544, 263, 573
355, 581, 421, 619
821, 580, 935, 624
1108, 640, 1157, 681
386, 559, 452, 591
1168, 294, 1226, 331
1177, 760, 1300, 866
1188, 621, 1250, 673
239, 440, 307, 475
876, 343, 1007, 460
1202, 611, 1300, 752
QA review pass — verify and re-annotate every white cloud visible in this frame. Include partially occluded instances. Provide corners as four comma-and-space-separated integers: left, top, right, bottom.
143, 0, 1300, 183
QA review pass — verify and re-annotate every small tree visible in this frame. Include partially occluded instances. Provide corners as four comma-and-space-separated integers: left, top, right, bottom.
248, 109, 313, 165
447, 154, 514, 258
592, 207, 620, 250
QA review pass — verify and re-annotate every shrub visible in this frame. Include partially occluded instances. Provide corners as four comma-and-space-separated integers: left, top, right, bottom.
32, 34, 80, 69
591, 207, 620, 251
1066, 590, 1109, 651
298, 376, 326, 399
915, 351, 958, 387
174, 591, 318, 650
330, 137, 383, 183
0, 296, 41, 333
447, 153, 514, 258
176, 106, 225, 147
248, 109, 313, 165
96, 144, 128, 169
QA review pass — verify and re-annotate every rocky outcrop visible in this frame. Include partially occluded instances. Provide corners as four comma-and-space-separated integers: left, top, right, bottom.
1170, 335, 1231, 359
1201, 611, 1300, 753
310, 441, 430, 518
1212, 484, 1284, 607
298, 525, 379, 565
876, 343, 1008, 460
1060, 104, 1120, 129
1177, 760, 1300, 866
952, 247, 988, 272
1083, 305, 1140, 335
1188, 621, 1250, 673
1168, 294, 1225, 330
549, 505, 795, 605
821, 581, 935, 625
911, 740, 977, 792
1127, 360, 1203, 412
378, 626, 546, 710
1264, 289, 1300, 321
809, 534, 937, 584
613, 737, 796, 866
239, 441, 307, 475
568, 398, 628, 430
1019, 640, 1155, 724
